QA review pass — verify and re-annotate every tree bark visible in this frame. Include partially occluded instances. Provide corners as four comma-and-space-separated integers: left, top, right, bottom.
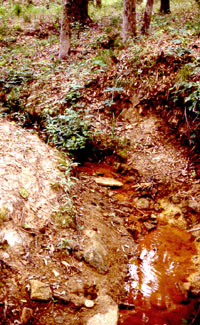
141, 0, 154, 34
59, 0, 70, 59
195, 0, 200, 8
96, 0, 101, 8
68, 0, 91, 23
160, 0, 170, 13
123, 0, 136, 42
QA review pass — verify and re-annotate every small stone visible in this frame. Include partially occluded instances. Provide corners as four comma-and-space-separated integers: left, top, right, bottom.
84, 299, 95, 308
171, 196, 180, 204
30, 280, 52, 301
94, 177, 123, 188
52, 269, 59, 277
53, 292, 70, 304
20, 307, 33, 324
134, 198, 151, 210
182, 282, 191, 291
74, 250, 84, 261
84, 248, 108, 274
188, 199, 200, 213
144, 221, 157, 231
54, 316, 65, 324
61, 261, 70, 268
87, 295, 118, 325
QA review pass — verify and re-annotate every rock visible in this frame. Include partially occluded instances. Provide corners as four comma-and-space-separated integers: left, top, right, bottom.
83, 230, 108, 274
53, 291, 85, 308
171, 196, 180, 204
94, 177, 123, 188
74, 250, 84, 261
84, 248, 108, 275
84, 299, 95, 308
52, 269, 60, 277
187, 269, 200, 296
127, 225, 140, 240
54, 316, 65, 324
30, 280, 52, 301
188, 199, 200, 213
20, 307, 33, 324
87, 295, 118, 325
144, 221, 157, 231
134, 198, 151, 210
53, 292, 70, 304
0, 228, 30, 255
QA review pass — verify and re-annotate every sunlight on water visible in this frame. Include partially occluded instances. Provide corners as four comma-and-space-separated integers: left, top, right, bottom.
120, 226, 197, 325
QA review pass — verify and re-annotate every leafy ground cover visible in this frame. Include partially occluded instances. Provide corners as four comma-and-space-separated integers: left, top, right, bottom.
0, 0, 199, 156
0, 0, 200, 324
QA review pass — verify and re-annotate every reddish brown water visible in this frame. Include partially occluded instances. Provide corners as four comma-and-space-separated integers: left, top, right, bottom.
119, 226, 197, 325
77, 162, 198, 324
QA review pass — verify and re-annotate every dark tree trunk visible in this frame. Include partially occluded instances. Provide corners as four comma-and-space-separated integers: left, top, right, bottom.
141, 0, 154, 34
68, 0, 91, 23
96, 0, 101, 8
160, 0, 170, 14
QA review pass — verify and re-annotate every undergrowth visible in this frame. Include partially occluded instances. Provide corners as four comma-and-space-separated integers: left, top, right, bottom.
44, 107, 95, 156
0, 0, 199, 156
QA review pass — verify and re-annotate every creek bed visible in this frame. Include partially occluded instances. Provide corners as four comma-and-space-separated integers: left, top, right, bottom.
119, 226, 198, 324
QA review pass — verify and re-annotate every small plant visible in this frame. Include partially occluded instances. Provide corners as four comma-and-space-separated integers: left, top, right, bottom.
51, 202, 76, 228
57, 238, 71, 255
45, 107, 94, 156
171, 81, 200, 115
13, 2, 22, 17
64, 84, 83, 105
100, 86, 124, 111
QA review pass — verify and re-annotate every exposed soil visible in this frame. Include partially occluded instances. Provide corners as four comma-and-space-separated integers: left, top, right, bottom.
0, 103, 199, 324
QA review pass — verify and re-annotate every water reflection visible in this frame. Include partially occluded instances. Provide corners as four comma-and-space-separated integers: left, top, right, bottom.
120, 226, 197, 324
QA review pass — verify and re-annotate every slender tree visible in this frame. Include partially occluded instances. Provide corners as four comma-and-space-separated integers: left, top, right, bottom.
123, 0, 137, 42
160, 0, 170, 13
59, 0, 70, 59
141, 0, 154, 34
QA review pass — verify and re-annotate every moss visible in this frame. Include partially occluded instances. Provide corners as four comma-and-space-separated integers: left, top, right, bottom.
19, 187, 29, 199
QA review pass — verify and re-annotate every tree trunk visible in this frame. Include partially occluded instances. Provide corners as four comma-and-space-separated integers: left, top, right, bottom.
195, 0, 200, 8
59, 0, 70, 59
123, 0, 136, 42
68, 0, 91, 23
141, 0, 154, 34
96, 0, 101, 8
160, 0, 170, 13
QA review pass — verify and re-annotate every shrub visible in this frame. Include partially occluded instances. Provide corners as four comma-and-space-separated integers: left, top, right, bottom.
44, 107, 94, 156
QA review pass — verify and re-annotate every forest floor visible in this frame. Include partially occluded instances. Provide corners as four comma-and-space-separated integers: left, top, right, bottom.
0, 1, 200, 324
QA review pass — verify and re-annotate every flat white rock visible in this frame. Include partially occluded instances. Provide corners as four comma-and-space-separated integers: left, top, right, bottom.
94, 177, 123, 187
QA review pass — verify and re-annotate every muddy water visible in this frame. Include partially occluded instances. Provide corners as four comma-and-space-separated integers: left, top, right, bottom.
119, 226, 197, 325
77, 162, 198, 324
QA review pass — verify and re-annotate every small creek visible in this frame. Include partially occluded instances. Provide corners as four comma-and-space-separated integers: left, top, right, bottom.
119, 226, 197, 324
77, 162, 198, 324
